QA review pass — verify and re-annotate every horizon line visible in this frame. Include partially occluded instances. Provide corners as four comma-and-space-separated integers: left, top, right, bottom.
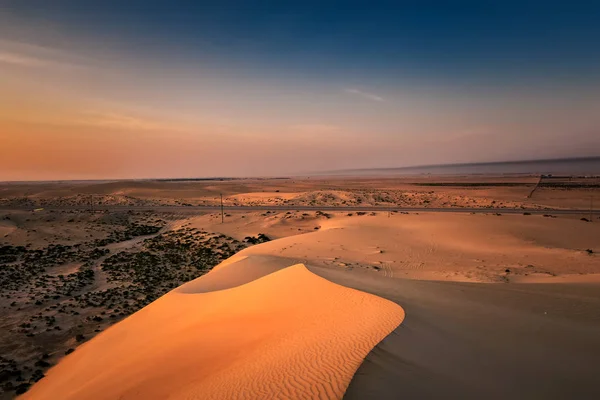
320, 155, 600, 174
1, 155, 599, 184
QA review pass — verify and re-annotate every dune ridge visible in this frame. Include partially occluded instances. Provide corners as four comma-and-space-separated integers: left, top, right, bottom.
22, 263, 404, 400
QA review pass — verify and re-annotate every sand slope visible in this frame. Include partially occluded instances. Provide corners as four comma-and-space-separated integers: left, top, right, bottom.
0, 223, 15, 238
323, 267, 600, 399
173, 212, 600, 398
22, 264, 403, 400
205, 212, 599, 283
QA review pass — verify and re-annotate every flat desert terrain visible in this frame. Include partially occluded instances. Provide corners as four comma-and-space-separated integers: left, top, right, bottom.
1, 176, 599, 399
1, 174, 598, 210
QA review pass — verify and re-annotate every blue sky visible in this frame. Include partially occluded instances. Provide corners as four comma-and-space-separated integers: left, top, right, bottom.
6, 1, 599, 77
1, 1, 599, 179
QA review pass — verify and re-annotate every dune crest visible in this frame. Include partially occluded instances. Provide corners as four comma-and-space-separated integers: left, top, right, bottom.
23, 264, 404, 400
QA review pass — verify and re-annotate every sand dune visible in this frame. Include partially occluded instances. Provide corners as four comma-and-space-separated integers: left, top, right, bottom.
180, 212, 600, 398
203, 212, 599, 283
177, 254, 297, 294
22, 263, 403, 400
315, 265, 600, 399
19, 210, 600, 399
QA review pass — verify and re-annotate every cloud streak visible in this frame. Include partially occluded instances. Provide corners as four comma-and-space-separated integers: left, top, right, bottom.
344, 88, 385, 102
38, 109, 194, 133
288, 124, 341, 133
0, 40, 86, 70
0, 51, 49, 67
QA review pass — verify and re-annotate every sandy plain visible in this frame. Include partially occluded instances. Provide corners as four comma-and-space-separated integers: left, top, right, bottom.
1, 174, 597, 210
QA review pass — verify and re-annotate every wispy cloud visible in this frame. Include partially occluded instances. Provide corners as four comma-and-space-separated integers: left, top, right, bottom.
0, 40, 85, 70
288, 124, 341, 133
0, 52, 49, 67
73, 110, 187, 132
344, 88, 385, 102
7, 107, 189, 133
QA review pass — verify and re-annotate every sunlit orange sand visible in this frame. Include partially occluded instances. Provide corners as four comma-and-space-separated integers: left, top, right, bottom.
23, 263, 403, 400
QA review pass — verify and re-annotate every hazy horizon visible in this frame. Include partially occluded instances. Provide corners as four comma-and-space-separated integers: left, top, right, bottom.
2, 1, 600, 181
2, 155, 599, 183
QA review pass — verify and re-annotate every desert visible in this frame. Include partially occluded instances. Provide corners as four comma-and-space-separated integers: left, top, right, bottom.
0, 175, 598, 399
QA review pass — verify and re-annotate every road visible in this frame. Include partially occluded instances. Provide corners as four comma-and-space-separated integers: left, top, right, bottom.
1, 204, 598, 215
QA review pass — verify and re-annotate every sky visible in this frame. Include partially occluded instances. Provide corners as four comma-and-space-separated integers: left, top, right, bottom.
1, 0, 599, 180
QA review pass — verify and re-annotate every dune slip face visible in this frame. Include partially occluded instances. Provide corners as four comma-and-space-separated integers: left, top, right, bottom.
22, 264, 404, 400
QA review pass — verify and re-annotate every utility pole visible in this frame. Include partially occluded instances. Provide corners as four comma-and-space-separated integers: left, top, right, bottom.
220, 193, 224, 223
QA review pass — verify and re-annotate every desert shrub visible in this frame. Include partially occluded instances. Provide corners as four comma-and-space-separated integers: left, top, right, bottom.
244, 234, 271, 244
